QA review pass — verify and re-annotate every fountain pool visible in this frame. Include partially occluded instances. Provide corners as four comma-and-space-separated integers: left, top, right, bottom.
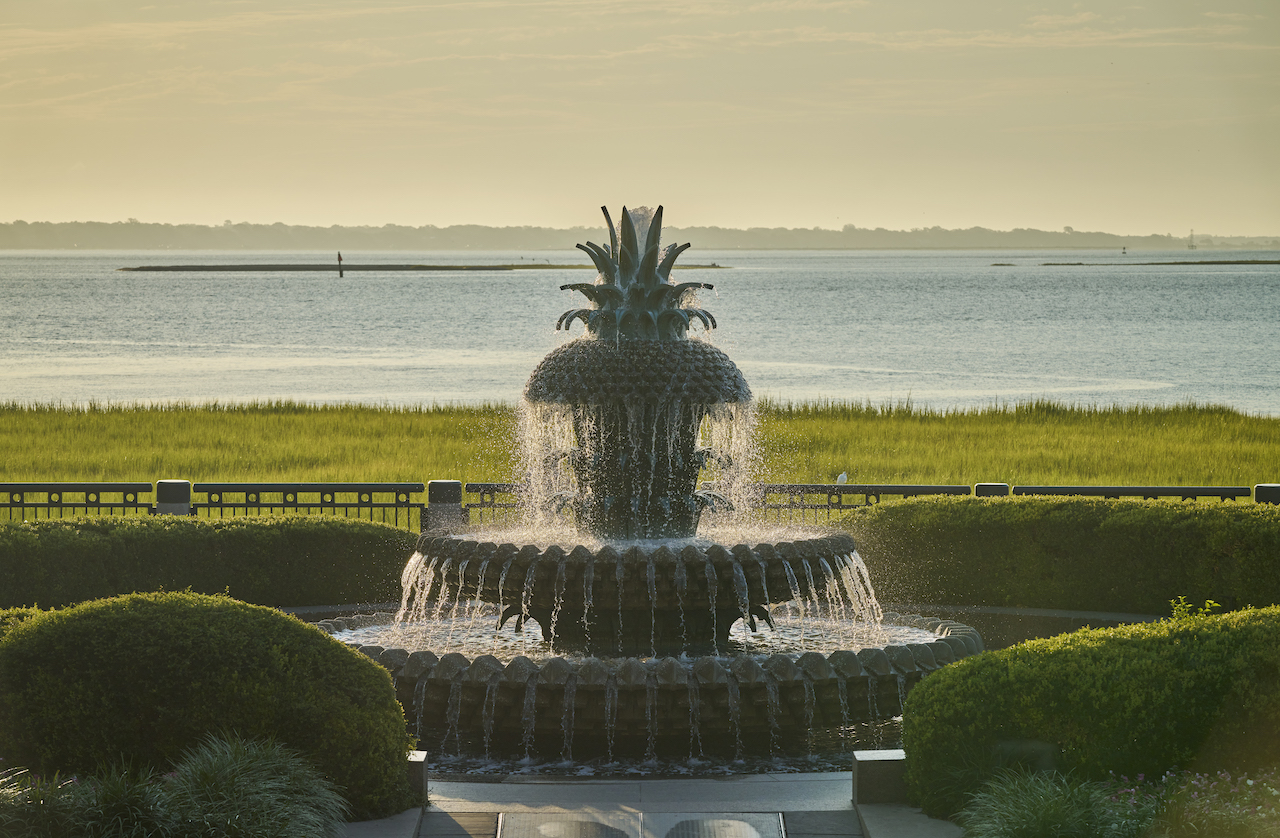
320, 206, 983, 766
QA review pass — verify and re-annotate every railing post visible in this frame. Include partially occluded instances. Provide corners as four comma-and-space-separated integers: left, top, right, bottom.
154, 480, 192, 515
424, 480, 467, 531
1257, 484, 1280, 505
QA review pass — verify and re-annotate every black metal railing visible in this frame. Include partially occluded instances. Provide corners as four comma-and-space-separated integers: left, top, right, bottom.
461, 481, 976, 525
1011, 485, 1252, 501
0, 482, 153, 521
755, 483, 971, 522
192, 483, 426, 530
458, 481, 1267, 524
3, 480, 1273, 529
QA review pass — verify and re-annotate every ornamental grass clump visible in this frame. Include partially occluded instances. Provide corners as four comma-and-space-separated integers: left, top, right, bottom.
955, 770, 1160, 838
957, 768, 1280, 838
65, 766, 171, 838
0, 735, 350, 837
163, 735, 348, 837
0, 767, 79, 838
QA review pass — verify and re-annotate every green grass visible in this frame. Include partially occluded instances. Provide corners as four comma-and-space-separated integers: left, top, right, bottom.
0, 400, 516, 486
754, 398, 1279, 486
1, 398, 1276, 487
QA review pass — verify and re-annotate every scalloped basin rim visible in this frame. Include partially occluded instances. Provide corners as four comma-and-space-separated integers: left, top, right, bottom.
411, 532, 858, 560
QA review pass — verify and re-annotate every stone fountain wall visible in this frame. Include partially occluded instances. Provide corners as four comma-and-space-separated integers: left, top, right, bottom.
321, 614, 983, 761
397, 534, 881, 656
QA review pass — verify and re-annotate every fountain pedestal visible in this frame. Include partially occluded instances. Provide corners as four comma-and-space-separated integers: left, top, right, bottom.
386, 205, 983, 763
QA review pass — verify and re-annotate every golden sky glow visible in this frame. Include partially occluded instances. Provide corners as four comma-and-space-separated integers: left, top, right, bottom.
2, 0, 1277, 234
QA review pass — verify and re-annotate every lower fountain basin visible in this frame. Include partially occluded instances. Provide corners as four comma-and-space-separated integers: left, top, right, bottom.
320, 612, 983, 762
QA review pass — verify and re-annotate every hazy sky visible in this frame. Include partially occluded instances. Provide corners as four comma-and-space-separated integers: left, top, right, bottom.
3, 1, 1277, 234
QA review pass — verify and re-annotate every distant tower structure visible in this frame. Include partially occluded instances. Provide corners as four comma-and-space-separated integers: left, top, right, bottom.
1188, 229, 1197, 250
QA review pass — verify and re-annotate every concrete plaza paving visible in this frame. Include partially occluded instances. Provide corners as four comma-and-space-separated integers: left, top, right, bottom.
339, 773, 961, 838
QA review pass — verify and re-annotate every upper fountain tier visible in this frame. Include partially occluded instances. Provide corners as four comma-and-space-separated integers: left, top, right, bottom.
523, 206, 751, 541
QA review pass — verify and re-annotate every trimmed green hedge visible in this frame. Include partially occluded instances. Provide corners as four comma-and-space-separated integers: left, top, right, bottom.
0, 516, 418, 609
902, 606, 1280, 818
0, 591, 414, 819
840, 496, 1280, 614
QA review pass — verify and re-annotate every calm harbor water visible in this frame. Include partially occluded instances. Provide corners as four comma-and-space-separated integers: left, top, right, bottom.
2, 249, 1277, 415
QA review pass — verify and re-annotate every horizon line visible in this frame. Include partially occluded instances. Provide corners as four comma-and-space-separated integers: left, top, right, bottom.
5, 218, 1278, 240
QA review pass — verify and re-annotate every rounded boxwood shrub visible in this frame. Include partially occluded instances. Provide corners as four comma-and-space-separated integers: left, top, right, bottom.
0, 592, 413, 819
902, 606, 1280, 818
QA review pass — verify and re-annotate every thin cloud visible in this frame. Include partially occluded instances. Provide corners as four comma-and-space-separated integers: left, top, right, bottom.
1203, 12, 1264, 20
1025, 12, 1101, 29
0, 5, 426, 58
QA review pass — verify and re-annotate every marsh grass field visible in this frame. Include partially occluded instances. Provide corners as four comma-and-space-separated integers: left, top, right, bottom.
1, 399, 1276, 489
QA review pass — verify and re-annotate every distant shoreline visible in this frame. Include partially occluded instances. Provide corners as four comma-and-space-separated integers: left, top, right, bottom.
6, 219, 1276, 252
114, 259, 1278, 272
1036, 260, 1280, 266
117, 263, 727, 272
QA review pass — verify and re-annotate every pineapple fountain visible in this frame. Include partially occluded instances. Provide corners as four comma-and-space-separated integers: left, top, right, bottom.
333, 206, 983, 764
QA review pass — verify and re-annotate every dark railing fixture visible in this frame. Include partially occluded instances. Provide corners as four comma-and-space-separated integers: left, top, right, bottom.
1012, 485, 1252, 501
460, 481, 976, 524
192, 483, 426, 529
464, 482, 522, 523
0, 482, 153, 520
755, 483, 972, 521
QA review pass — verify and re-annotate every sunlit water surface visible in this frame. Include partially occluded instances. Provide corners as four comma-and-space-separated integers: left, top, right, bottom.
3, 249, 1277, 414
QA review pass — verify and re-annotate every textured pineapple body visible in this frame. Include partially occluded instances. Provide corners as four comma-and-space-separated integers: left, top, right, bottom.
524, 338, 750, 540
524, 338, 750, 406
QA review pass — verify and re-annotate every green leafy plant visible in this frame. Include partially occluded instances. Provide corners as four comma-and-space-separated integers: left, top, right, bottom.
0, 606, 43, 640
1169, 595, 1221, 621
1150, 768, 1280, 837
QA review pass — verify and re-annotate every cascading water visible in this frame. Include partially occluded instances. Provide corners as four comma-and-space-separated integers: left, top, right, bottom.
329, 205, 984, 767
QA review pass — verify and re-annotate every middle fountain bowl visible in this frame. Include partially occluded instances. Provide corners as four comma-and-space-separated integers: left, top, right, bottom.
387, 205, 982, 763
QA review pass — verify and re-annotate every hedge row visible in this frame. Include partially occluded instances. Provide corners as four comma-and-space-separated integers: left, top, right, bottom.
0, 592, 415, 819
840, 496, 1280, 614
902, 606, 1280, 818
0, 516, 418, 609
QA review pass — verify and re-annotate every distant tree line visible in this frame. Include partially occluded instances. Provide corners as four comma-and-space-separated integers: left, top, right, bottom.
1, 218, 1275, 250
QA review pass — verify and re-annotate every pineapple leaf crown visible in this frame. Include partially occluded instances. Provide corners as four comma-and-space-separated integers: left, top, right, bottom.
557, 205, 716, 341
